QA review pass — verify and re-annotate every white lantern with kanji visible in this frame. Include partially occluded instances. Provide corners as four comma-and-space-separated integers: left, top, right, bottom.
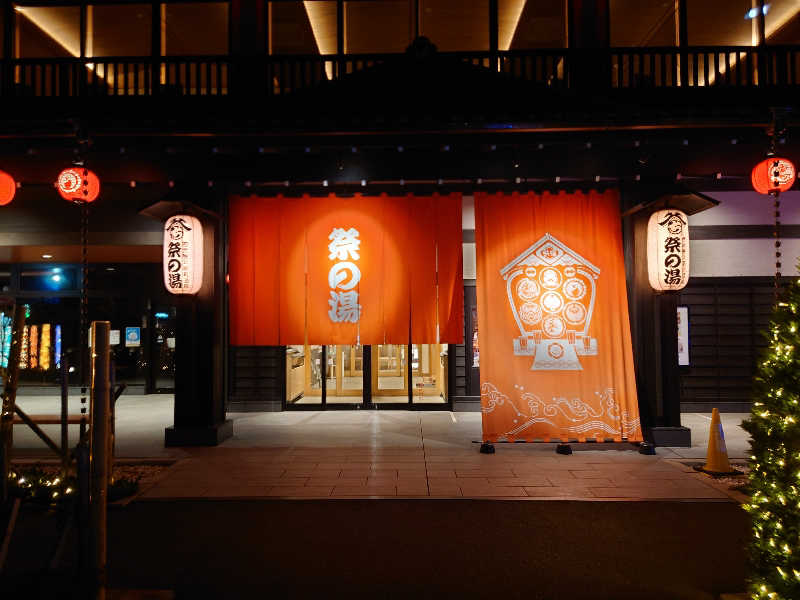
163, 214, 203, 295
647, 209, 690, 292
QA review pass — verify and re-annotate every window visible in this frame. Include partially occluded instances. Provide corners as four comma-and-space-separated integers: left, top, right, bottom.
420, 0, 489, 51
610, 0, 675, 47
14, 5, 80, 58
87, 4, 151, 57
765, 0, 800, 44
687, 0, 753, 46
269, 0, 335, 54
344, 0, 413, 54
499, 0, 566, 49
163, 2, 229, 55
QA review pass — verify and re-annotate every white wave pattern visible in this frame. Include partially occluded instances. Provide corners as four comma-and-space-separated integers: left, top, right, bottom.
480, 382, 641, 439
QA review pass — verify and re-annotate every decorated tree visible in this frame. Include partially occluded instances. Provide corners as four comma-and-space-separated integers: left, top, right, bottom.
742, 280, 800, 599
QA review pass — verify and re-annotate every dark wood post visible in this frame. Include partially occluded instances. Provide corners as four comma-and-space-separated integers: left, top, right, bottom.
567, 0, 610, 89
623, 199, 691, 447
165, 212, 232, 446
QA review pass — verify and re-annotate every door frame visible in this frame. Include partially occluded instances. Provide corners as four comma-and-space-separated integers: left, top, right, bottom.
285, 343, 452, 411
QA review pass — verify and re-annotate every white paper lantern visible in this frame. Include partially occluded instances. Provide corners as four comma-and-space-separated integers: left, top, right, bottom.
163, 214, 203, 295
647, 209, 690, 292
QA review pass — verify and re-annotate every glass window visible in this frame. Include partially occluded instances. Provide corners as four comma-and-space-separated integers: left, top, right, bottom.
610, 0, 675, 47
269, 0, 334, 54
20, 267, 77, 292
344, 0, 413, 53
499, 0, 566, 49
420, 0, 489, 51
14, 6, 80, 58
87, 4, 151, 57
411, 344, 446, 404
163, 2, 229, 55
687, 0, 753, 45
765, 0, 800, 43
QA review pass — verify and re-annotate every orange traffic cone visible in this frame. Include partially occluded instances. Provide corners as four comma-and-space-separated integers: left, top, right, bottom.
697, 408, 739, 475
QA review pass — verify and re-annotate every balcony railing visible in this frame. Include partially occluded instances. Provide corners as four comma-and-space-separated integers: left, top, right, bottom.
2, 46, 798, 99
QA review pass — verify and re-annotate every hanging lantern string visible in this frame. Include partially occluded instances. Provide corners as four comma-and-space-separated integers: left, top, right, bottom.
773, 185, 781, 296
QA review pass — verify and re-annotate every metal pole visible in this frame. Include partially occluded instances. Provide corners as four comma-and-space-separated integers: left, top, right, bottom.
89, 320, 110, 600
1, 305, 26, 504
108, 358, 115, 484
60, 354, 69, 482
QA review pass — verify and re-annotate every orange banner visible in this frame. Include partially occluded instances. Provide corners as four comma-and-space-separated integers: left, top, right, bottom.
229, 193, 463, 346
475, 190, 642, 442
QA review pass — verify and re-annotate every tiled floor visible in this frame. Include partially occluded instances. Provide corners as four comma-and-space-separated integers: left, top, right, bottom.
11, 395, 749, 501
140, 445, 735, 501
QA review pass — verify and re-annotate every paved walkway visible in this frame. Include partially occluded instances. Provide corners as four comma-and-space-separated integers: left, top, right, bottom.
11, 395, 750, 501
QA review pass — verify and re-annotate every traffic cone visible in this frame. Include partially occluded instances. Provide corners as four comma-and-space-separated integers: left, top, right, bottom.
697, 408, 739, 476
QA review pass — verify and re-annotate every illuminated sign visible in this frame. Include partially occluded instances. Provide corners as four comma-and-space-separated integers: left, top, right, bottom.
163, 215, 203, 295
647, 209, 690, 292
327, 227, 361, 323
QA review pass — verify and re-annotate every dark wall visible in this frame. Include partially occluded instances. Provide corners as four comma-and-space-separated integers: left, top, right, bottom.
678, 276, 776, 412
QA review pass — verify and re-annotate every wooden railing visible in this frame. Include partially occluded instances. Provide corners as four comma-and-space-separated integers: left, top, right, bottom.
1, 46, 798, 99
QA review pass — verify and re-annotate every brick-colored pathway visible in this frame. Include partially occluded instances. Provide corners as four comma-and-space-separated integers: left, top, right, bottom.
141, 446, 736, 501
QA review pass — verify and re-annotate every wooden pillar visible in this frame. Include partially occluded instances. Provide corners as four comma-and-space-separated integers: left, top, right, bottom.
568, 0, 609, 49
567, 0, 610, 90
165, 213, 232, 446
623, 197, 690, 447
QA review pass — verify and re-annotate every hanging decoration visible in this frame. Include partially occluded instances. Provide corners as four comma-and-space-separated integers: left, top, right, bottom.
475, 189, 641, 443
163, 215, 204, 295
752, 156, 796, 293
0, 170, 16, 206
57, 167, 100, 203
647, 209, 691, 292
751, 157, 796, 195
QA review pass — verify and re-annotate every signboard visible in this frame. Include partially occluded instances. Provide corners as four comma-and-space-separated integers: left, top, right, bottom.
125, 327, 141, 347
110, 329, 120, 346
647, 209, 690, 292
163, 214, 203, 295
677, 306, 690, 366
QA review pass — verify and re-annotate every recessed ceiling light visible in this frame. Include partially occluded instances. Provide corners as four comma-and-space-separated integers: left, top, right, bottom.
42, 254, 53, 259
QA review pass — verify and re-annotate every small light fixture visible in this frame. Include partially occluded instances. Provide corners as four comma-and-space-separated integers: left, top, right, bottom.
323, 180, 329, 187
105, 267, 115, 272
129, 180, 136, 188
42, 254, 53, 259
360, 179, 366, 187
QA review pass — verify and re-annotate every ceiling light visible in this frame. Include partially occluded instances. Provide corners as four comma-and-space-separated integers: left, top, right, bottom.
42, 254, 53, 259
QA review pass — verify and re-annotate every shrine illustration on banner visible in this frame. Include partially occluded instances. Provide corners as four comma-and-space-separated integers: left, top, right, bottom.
476, 190, 643, 443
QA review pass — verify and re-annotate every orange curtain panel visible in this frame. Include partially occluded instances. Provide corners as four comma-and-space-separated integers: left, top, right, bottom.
475, 190, 642, 443
228, 193, 463, 346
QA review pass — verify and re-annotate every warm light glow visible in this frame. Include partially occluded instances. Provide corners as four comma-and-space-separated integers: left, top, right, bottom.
752, 158, 796, 195
0, 171, 16, 206
647, 209, 690, 291
40, 323, 51, 370
498, 0, 527, 51
57, 168, 100, 203
163, 215, 203, 295
304, 1, 336, 78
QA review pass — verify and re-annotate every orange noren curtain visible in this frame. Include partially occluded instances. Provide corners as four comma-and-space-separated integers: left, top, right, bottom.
228, 193, 463, 347
475, 189, 642, 443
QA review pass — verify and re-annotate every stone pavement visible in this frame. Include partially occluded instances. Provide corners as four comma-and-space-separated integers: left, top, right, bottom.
11, 395, 750, 501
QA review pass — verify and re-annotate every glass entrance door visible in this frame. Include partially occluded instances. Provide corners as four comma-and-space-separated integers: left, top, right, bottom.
372, 344, 408, 403
287, 342, 448, 408
327, 344, 364, 404
411, 344, 446, 404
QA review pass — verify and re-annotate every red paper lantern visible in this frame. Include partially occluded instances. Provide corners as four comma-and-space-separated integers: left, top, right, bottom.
0, 170, 16, 206
751, 157, 796, 194
57, 167, 100, 203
